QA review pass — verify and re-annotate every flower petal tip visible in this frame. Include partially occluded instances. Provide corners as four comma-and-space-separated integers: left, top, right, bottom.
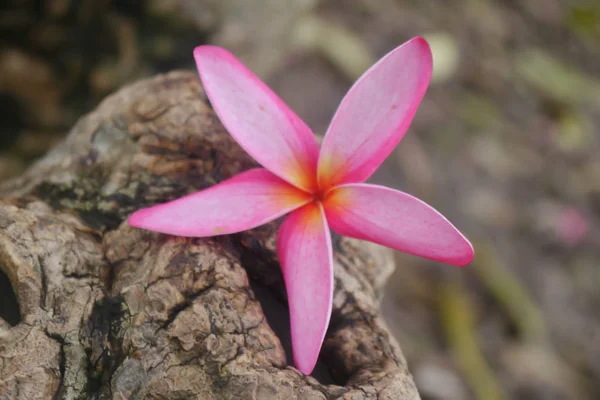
452, 239, 475, 267
410, 36, 433, 79
410, 36, 430, 49
193, 44, 226, 59
429, 232, 474, 267
127, 209, 146, 229
294, 355, 318, 376
127, 208, 161, 233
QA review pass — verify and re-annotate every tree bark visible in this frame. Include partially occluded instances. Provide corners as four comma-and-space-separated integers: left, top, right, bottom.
0, 71, 420, 399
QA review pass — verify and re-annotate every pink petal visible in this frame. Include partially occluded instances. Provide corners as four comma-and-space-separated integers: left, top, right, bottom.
128, 169, 312, 237
194, 46, 320, 193
317, 37, 433, 190
324, 184, 473, 266
277, 202, 333, 375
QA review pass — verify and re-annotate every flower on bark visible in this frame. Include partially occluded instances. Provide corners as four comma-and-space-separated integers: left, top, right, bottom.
128, 37, 474, 375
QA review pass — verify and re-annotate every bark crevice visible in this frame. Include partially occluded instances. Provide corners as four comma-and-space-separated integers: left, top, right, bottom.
0, 267, 21, 327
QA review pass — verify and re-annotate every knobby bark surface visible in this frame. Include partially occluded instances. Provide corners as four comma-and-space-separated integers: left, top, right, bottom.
0, 71, 420, 399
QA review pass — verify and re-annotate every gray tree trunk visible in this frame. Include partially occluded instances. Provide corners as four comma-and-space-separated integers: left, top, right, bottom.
0, 71, 420, 399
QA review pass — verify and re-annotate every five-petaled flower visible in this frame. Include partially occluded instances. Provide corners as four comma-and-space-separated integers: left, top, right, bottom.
128, 37, 474, 375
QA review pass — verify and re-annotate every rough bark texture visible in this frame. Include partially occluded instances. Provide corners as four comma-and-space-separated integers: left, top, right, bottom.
0, 71, 420, 399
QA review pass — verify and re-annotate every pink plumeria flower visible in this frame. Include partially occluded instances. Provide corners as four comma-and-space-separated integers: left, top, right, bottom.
129, 37, 474, 375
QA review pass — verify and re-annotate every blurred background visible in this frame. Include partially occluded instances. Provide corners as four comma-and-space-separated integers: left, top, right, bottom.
1, 1, 599, 399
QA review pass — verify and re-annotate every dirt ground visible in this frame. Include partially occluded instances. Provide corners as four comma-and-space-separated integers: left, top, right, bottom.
1, 1, 599, 399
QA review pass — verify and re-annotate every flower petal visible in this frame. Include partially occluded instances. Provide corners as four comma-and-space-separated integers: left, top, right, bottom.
324, 184, 474, 266
128, 169, 312, 237
317, 37, 433, 190
194, 46, 320, 192
277, 202, 333, 375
